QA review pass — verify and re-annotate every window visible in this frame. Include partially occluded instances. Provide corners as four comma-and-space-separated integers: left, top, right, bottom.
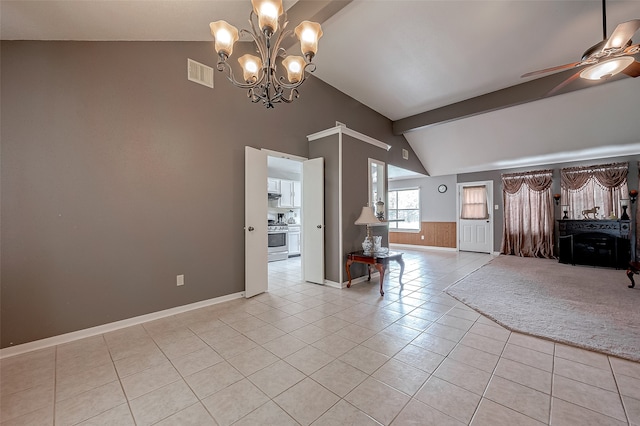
561, 162, 628, 220
460, 185, 489, 219
369, 159, 385, 209
388, 188, 420, 230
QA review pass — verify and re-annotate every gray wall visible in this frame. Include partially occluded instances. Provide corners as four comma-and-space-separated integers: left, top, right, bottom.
308, 134, 340, 283
341, 135, 390, 281
0, 41, 425, 348
457, 156, 640, 253
388, 175, 457, 222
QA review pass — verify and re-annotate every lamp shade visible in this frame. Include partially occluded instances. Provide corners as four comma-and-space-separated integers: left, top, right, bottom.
355, 206, 380, 225
282, 56, 306, 83
621, 198, 630, 207
238, 54, 263, 83
210, 20, 239, 57
295, 21, 323, 57
580, 57, 634, 80
251, 0, 283, 34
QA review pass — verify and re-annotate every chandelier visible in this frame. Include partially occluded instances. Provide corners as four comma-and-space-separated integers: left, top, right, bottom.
209, 0, 323, 108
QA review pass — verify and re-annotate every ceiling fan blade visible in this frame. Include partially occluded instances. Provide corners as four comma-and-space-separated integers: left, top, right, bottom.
622, 60, 640, 77
521, 62, 581, 78
604, 19, 640, 50
546, 70, 582, 97
624, 43, 640, 55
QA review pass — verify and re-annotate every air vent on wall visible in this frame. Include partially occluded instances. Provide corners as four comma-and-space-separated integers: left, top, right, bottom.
187, 59, 214, 88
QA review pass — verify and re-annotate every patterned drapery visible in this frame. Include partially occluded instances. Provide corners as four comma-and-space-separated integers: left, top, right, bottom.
560, 162, 628, 220
502, 169, 554, 194
501, 170, 555, 258
561, 162, 628, 191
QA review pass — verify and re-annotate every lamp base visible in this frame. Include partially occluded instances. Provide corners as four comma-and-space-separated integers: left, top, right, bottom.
362, 237, 373, 252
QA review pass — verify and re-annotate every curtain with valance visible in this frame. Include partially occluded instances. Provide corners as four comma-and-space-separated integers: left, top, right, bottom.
501, 170, 555, 258
560, 162, 628, 219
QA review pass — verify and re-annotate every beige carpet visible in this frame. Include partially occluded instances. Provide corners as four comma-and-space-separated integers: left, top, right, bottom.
446, 255, 640, 362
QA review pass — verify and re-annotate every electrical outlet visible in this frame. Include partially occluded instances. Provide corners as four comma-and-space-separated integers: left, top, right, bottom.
177, 274, 184, 286
402, 149, 409, 160
495, 204, 499, 210
421, 235, 425, 240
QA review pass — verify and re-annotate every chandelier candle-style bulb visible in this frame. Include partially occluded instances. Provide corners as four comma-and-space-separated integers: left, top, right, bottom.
238, 54, 263, 83
282, 56, 305, 83
295, 21, 323, 59
210, 21, 239, 58
252, 0, 283, 34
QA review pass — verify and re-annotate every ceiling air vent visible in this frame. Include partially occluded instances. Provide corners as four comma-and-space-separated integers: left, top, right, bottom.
187, 59, 213, 88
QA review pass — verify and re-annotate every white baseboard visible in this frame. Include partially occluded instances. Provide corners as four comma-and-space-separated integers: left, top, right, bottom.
0, 291, 245, 359
340, 272, 380, 289
389, 243, 457, 252
323, 279, 343, 289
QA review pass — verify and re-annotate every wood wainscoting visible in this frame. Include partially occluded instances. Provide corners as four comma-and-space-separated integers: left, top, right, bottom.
389, 222, 456, 248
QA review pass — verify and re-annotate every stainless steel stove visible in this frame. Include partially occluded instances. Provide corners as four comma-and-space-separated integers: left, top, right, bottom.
267, 222, 289, 262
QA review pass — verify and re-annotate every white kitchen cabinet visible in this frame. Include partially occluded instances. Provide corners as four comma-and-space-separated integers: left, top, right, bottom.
279, 180, 294, 207
292, 181, 302, 207
288, 225, 301, 256
267, 178, 280, 193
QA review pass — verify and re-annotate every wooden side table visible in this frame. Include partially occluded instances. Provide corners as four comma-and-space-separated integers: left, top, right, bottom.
346, 250, 404, 296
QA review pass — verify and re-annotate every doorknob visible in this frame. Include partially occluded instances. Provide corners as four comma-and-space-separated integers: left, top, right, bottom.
248, 226, 255, 231
317, 225, 322, 229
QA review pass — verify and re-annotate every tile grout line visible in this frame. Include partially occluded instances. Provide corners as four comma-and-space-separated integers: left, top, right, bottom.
608, 355, 632, 425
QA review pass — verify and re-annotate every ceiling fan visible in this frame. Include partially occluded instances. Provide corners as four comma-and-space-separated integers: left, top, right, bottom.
521, 0, 640, 95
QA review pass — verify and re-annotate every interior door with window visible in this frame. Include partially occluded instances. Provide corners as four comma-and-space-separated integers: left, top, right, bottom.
458, 181, 493, 253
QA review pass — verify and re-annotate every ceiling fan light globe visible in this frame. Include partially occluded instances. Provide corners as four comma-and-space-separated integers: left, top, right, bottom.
579, 57, 634, 80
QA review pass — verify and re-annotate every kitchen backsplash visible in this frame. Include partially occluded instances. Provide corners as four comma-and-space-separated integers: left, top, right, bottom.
268, 208, 300, 224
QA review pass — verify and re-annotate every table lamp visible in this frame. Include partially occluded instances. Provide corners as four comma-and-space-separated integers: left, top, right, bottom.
355, 206, 383, 252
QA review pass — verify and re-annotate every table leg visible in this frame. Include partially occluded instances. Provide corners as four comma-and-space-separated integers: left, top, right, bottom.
374, 263, 385, 296
367, 265, 372, 281
627, 268, 636, 288
628, 261, 640, 289
346, 259, 353, 288
397, 257, 405, 286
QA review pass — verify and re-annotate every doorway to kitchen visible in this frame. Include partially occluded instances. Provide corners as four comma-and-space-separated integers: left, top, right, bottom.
267, 155, 304, 289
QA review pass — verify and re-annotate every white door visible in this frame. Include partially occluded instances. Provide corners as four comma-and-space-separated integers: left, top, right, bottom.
245, 147, 268, 298
302, 158, 324, 284
458, 181, 494, 254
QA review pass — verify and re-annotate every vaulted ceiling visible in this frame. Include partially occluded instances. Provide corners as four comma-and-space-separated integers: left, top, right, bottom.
2, 0, 639, 176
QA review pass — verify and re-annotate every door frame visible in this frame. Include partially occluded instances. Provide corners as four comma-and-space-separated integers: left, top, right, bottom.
456, 180, 495, 254
260, 149, 325, 286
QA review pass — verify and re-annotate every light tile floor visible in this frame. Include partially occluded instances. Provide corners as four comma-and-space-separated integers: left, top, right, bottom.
2, 250, 640, 425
